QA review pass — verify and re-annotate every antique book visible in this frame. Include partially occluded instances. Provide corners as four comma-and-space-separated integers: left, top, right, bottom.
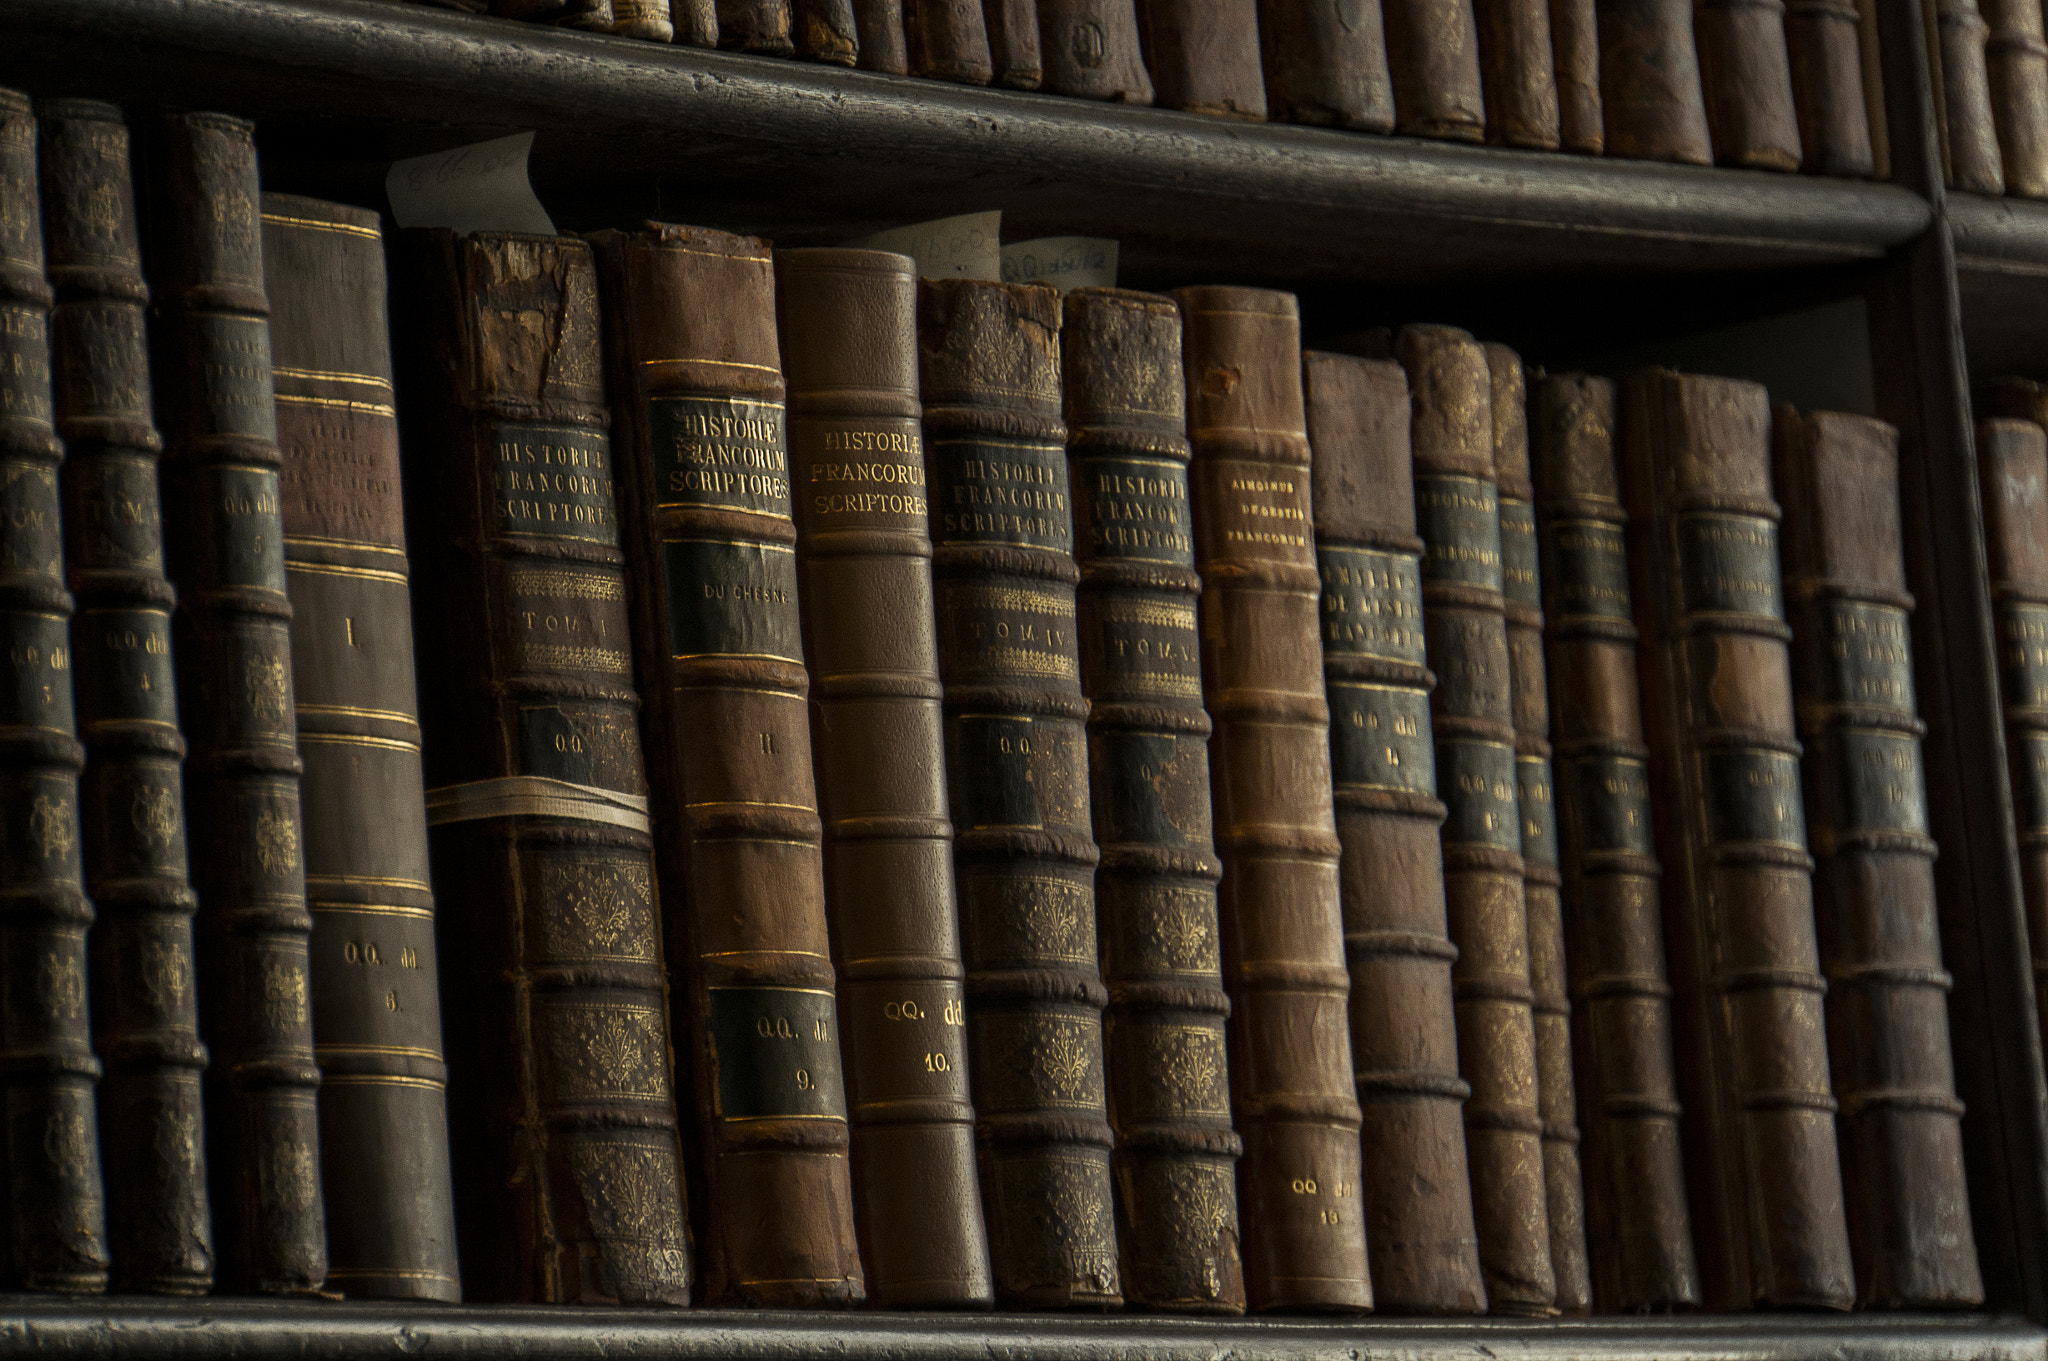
260, 195, 460, 1303
1929, 0, 2006, 193
593, 224, 862, 1307
773, 248, 993, 1309
1476, 0, 1563, 148
1695, 0, 1804, 170
720, 0, 794, 51
608, 0, 674, 38
904, 0, 994, 80
1775, 406, 1983, 1309
0, 88, 109, 1296
38, 97, 209, 1297
1177, 287, 1369, 1313
1594, 0, 1712, 163
1397, 326, 1553, 1317
1039, 0, 1154, 101
1983, 0, 2048, 196
1618, 369, 1854, 1310
919, 277, 1120, 1309
393, 229, 691, 1307
145, 110, 326, 1297
494, 0, 616, 26
1064, 287, 1243, 1314
1785, 0, 1876, 174
1549, 0, 1602, 152
796, 0, 860, 61
986, 0, 1044, 85
1258, 0, 1396, 130
1305, 350, 1486, 1315
1530, 372, 1700, 1313
1137, 0, 1269, 118
855, 0, 909, 71
675, 0, 720, 43
1383, 0, 1487, 140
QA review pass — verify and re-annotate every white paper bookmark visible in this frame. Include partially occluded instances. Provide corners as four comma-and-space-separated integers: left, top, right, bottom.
843, 211, 1002, 281
385, 131, 556, 237
1000, 236, 1119, 293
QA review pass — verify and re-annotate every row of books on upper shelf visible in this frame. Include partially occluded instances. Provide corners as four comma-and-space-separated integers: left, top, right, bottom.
389, 0, 1885, 176
0, 85, 1996, 1321
1934, 0, 2048, 199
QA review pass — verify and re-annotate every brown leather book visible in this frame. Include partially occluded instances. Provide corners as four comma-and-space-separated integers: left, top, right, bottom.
1594, 0, 1712, 163
1476, 0, 1563, 148
797, 0, 860, 62
1306, 350, 1487, 1316
146, 110, 327, 1297
38, 98, 210, 1297
1550, 0, 1602, 151
1785, 0, 1875, 174
1383, 0, 1488, 139
608, 0, 674, 38
1258, 0, 1396, 130
919, 278, 1120, 1309
675, 0, 720, 43
1487, 347, 1588, 1317
1775, 406, 1983, 1309
1983, 0, 2048, 196
1695, 0, 1804, 170
1930, 0, 2006, 193
773, 248, 993, 1310
592, 224, 863, 1308
260, 195, 461, 1303
1040, 0, 1155, 101
1618, 369, 1853, 1310
1177, 287, 1370, 1313
1064, 287, 1244, 1314
986, 0, 1045, 85
1530, 372, 1700, 1313
392, 229, 691, 1307
1138, 0, 1269, 117
855, 0, 910, 71
906, 0, 996, 80
1398, 326, 1553, 1317
719, 0, 795, 51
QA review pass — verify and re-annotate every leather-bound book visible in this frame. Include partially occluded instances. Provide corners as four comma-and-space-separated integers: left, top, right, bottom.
392, 229, 690, 1307
1176, 287, 1370, 1313
1306, 350, 1487, 1316
1594, 0, 1712, 163
38, 98, 209, 1297
1064, 287, 1243, 1314
919, 278, 1120, 1309
608, 0, 675, 39
1617, 369, 1853, 1310
986, 0, 1044, 85
1550, 0, 1602, 151
1983, 0, 2048, 196
1040, 0, 1154, 101
797, 0, 860, 62
1487, 347, 1588, 1316
494, 0, 617, 27
1785, 0, 1875, 174
1930, 0, 2006, 193
593, 224, 862, 1308
1695, 0, 1803, 170
1531, 372, 1700, 1313
773, 248, 993, 1310
1476, 0, 1563, 148
1775, 407, 1983, 1309
855, 0, 909, 71
145, 110, 326, 1297
1258, 0, 1396, 129
260, 195, 460, 1303
1137, 0, 1269, 117
1383, 0, 1487, 139
719, 0, 795, 51
0, 89, 109, 1296
1397, 326, 1553, 1317
675, 0, 720, 44
906, 0, 995, 80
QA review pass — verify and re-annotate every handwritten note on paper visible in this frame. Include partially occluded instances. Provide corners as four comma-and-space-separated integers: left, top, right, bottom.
1000, 237, 1119, 293
843, 211, 1002, 281
385, 132, 556, 236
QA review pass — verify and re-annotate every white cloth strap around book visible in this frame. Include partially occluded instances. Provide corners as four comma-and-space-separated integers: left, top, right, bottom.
424, 776, 651, 833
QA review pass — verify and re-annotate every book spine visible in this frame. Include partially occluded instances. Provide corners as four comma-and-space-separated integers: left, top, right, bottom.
1039, 0, 1155, 101
1476, 0, 1564, 148
774, 248, 992, 1310
1593, 0, 1713, 163
985, 0, 1045, 86
918, 277, 1120, 1309
1383, 0, 1488, 140
854, 0, 910, 70
1549, 0, 1603, 151
1785, 0, 1877, 175
260, 195, 460, 1304
1257, 0, 1396, 130
1136, 0, 1270, 118
495, 0, 617, 26
145, 110, 326, 1297
1064, 287, 1243, 1315
595, 223, 862, 1308
1930, 0, 2006, 193
0, 88, 109, 1297
1775, 407, 1983, 1309
1177, 286, 1369, 1313
719, 0, 795, 51
1983, 0, 2048, 195
1694, 0, 1804, 170
1530, 372, 1700, 1313
37, 97, 210, 1297
795, 0, 860, 61
608, 0, 676, 38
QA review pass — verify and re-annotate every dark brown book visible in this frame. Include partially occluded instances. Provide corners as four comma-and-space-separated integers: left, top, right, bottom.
1549, 0, 1603, 152
1064, 287, 1244, 1314
1476, 0, 1563, 148
986, 0, 1045, 85
919, 278, 1120, 1309
1530, 372, 1700, 1313
146, 110, 327, 1297
797, 0, 860, 62
593, 223, 863, 1308
1594, 0, 1712, 163
38, 97, 210, 1297
1305, 350, 1487, 1316
1983, 0, 2048, 196
1785, 0, 1875, 174
1695, 0, 1803, 170
1383, 0, 1487, 139
1617, 369, 1854, 1310
1040, 0, 1155, 101
1930, 0, 2006, 193
773, 248, 993, 1310
906, 0, 996, 80
1258, 0, 1397, 130
0, 88, 110, 1297
608, 0, 675, 38
1137, 0, 1269, 117
260, 194, 461, 1303
1177, 287, 1369, 1313
393, 229, 691, 1307
855, 0, 910, 71
1775, 406, 1983, 1309
720, 0, 795, 51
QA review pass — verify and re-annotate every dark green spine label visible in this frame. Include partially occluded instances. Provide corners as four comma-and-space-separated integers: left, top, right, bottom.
661, 539, 802, 662
2015, 731, 2048, 835
1438, 737, 1519, 850
1414, 474, 1502, 592
1677, 511, 1784, 621
76, 606, 177, 727
1499, 497, 1541, 609
2004, 602, 2048, 711
1703, 748, 1807, 848
0, 612, 74, 733
1073, 454, 1192, 566
650, 395, 791, 518
1517, 755, 1558, 868
1547, 518, 1634, 626
1829, 728, 1929, 837
1319, 546, 1426, 664
931, 437, 1073, 552
1820, 600, 1915, 712
1566, 752, 1655, 857
490, 421, 620, 545
0, 458, 61, 580
0, 303, 52, 429
1329, 682, 1435, 795
190, 312, 277, 441
208, 464, 287, 591
706, 987, 847, 1121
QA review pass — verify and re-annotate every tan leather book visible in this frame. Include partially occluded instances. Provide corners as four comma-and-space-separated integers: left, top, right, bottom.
1383, 0, 1488, 139
1178, 288, 1369, 1313
1039, 0, 1153, 99
1618, 370, 1853, 1310
719, 0, 794, 50
906, 0, 995, 81
919, 278, 1121, 1309
1476, 0, 1563, 148
1138, 0, 1269, 117
1064, 287, 1244, 1314
1594, 0, 1712, 163
1983, 0, 2048, 195
592, 224, 863, 1308
797, 0, 860, 61
855, 0, 909, 71
1775, 406, 1983, 1309
1549, 0, 1602, 151
1928, 0, 2006, 193
1258, 0, 1396, 130
1398, 326, 1553, 1317
1695, 0, 1803, 170
986, 0, 1044, 85
608, 0, 674, 38
773, 248, 993, 1309
1785, 0, 1875, 174
1531, 373, 1700, 1313
1306, 350, 1487, 1315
